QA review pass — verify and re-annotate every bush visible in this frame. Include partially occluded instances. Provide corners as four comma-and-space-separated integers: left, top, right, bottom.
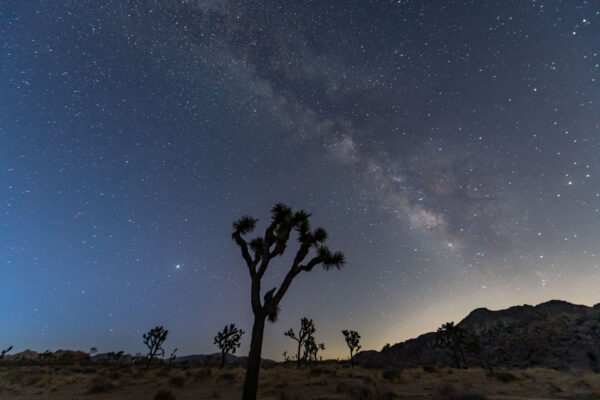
422, 365, 437, 373
154, 389, 176, 400
218, 372, 236, 381
457, 393, 487, 400
382, 368, 401, 383
493, 371, 518, 383
168, 375, 186, 388
193, 367, 212, 381
87, 378, 114, 393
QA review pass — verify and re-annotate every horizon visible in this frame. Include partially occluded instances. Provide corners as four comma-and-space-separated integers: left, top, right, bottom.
4, 296, 598, 361
2, 1, 600, 364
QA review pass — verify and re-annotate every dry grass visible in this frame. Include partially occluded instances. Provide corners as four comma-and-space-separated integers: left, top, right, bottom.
0, 363, 598, 399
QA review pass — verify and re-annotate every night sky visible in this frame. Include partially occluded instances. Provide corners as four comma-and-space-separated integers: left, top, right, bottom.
1, 0, 599, 360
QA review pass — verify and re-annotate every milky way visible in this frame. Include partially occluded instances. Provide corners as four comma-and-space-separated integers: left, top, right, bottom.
1, 0, 599, 359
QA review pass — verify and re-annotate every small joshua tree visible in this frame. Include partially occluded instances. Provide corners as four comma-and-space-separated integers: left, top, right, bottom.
342, 330, 361, 367
302, 336, 325, 362
214, 323, 245, 368
169, 348, 178, 364
0, 345, 13, 360
437, 322, 468, 368
89, 346, 98, 355
143, 325, 168, 370
233, 204, 345, 400
284, 317, 316, 366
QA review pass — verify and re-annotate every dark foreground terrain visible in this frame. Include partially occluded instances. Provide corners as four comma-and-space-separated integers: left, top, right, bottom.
1, 362, 599, 400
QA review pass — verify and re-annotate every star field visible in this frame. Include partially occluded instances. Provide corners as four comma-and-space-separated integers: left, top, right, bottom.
1, 0, 599, 359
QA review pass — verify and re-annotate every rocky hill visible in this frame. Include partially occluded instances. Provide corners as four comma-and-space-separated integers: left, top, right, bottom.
355, 300, 600, 370
4, 349, 91, 364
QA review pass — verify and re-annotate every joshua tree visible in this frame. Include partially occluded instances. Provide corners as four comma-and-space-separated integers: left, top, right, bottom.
437, 322, 468, 368
233, 203, 345, 400
302, 336, 325, 362
169, 348, 178, 364
89, 346, 98, 356
381, 343, 391, 353
284, 317, 316, 366
342, 330, 361, 367
0, 345, 13, 360
214, 323, 245, 368
143, 325, 168, 370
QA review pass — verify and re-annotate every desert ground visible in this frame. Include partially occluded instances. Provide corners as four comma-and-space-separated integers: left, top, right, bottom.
1, 362, 599, 400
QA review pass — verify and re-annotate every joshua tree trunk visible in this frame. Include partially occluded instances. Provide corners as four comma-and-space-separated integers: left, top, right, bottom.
242, 311, 266, 400
349, 349, 354, 367
220, 351, 226, 368
296, 342, 302, 367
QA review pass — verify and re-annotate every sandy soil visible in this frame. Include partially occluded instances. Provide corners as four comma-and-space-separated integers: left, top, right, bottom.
0, 362, 599, 399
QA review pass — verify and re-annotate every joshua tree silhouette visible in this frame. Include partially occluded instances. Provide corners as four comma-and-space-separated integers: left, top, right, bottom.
342, 329, 361, 367
302, 335, 325, 362
169, 348, 178, 364
143, 326, 168, 370
214, 323, 245, 368
233, 203, 345, 400
284, 317, 316, 366
437, 321, 468, 368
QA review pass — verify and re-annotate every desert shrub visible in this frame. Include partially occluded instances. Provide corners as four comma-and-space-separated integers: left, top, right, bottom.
350, 383, 377, 400
382, 368, 401, 383
457, 393, 487, 400
108, 371, 121, 380
87, 377, 114, 393
168, 375, 186, 388
309, 367, 336, 376
154, 389, 176, 400
21, 373, 44, 386
437, 383, 456, 397
359, 374, 376, 386
493, 371, 517, 383
194, 368, 212, 381
277, 389, 302, 400
218, 372, 236, 381
422, 365, 437, 373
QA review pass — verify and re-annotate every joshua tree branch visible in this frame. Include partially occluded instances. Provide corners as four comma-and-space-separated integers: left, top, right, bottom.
233, 231, 257, 278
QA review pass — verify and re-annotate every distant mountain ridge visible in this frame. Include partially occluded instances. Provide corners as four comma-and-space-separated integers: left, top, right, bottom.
356, 300, 600, 370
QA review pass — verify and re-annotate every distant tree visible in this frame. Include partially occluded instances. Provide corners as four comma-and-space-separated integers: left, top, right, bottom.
169, 348, 178, 364
89, 346, 98, 356
381, 343, 391, 353
0, 345, 13, 360
437, 322, 468, 368
303, 336, 325, 362
214, 323, 245, 368
342, 330, 361, 367
232, 203, 345, 400
282, 351, 290, 362
285, 317, 316, 366
143, 326, 168, 370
